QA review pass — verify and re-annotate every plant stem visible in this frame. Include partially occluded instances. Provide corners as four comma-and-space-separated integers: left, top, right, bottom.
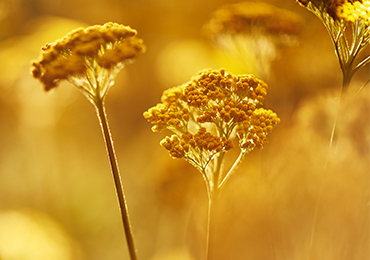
218, 151, 246, 190
205, 151, 225, 260
94, 97, 138, 260
206, 186, 218, 260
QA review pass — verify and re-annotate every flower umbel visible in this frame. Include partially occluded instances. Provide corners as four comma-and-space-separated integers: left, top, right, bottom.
144, 69, 279, 259
296, 0, 370, 92
297, 0, 370, 177
336, 0, 370, 24
31, 22, 145, 101
203, 1, 302, 37
31, 22, 145, 260
144, 68, 279, 191
203, 1, 303, 80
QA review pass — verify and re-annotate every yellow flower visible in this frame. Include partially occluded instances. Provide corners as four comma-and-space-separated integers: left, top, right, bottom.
31, 22, 144, 260
203, 2, 303, 80
336, 0, 370, 24
296, 0, 370, 22
297, 0, 370, 94
204, 1, 302, 38
31, 22, 145, 96
145, 69, 280, 258
144, 69, 280, 171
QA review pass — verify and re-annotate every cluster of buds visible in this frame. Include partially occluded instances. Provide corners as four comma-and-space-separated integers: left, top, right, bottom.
203, 1, 302, 41
297, 0, 370, 93
31, 22, 145, 102
296, 0, 345, 18
297, 0, 370, 24
144, 69, 280, 174
336, 1, 370, 23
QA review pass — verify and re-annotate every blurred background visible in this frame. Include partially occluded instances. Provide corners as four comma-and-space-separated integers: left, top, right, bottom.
0, 0, 368, 259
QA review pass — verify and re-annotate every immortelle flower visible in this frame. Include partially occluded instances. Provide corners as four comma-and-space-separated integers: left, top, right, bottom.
203, 1, 303, 80
296, 0, 370, 93
31, 22, 145, 260
296, 0, 370, 164
144, 69, 280, 259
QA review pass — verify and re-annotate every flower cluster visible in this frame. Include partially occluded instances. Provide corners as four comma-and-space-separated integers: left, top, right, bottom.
297, 0, 370, 93
296, 0, 370, 22
296, 0, 345, 18
237, 108, 280, 150
160, 128, 234, 160
144, 69, 280, 172
336, 1, 370, 23
202, 2, 302, 80
31, 23, 146, 260
203, 1, 302, 44
31, 22, 145, 99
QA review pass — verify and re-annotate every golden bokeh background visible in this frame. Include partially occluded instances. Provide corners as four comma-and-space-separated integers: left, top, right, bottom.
0, 0, 368, 259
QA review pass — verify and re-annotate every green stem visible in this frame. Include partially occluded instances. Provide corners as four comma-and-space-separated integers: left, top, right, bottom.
94, 97, 138, 260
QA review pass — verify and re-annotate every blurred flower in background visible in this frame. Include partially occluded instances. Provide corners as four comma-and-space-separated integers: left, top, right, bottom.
202, 1, 303, 80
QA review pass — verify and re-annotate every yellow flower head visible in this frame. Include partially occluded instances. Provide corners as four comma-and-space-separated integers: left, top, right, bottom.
296, 0, 369, 21
31, 22, 145, 95
144, 69, 280, 171
336, 0, 370, 24
296, 0, 345, 7
204, 1, 302, 40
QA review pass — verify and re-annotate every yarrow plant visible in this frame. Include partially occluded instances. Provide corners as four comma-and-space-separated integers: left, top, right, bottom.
296, 0, 370, 93
203, 1, 302, 80
297, 0, 370, 164
295, 2, 369, 257
31, 22, 145, 260
144, 68, 280, 259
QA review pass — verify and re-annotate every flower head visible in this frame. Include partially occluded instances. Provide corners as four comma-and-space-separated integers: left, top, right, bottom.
296, 0, 369, 21
204, 1, 303, 43
144, 69, 280, 172
336, 0, 370, 24
31, 22, 145, 100
297, 0, 370, 93
203, 2, 302, 80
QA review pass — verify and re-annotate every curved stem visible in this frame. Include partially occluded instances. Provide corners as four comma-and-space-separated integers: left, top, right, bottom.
94, 96, 138, 260
218, 150, 246, 190
353, 55, 370, 75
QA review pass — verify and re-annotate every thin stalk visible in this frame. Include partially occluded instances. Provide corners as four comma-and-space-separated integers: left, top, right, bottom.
325, 65, 350, 169
356, 78, 370, 94
205, 186, 218, 260
94, 96, 138, 260
218, 150, 246, 190
204, 152, 224, 260
312, 75, 349, 260
354, 55, 370, 74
